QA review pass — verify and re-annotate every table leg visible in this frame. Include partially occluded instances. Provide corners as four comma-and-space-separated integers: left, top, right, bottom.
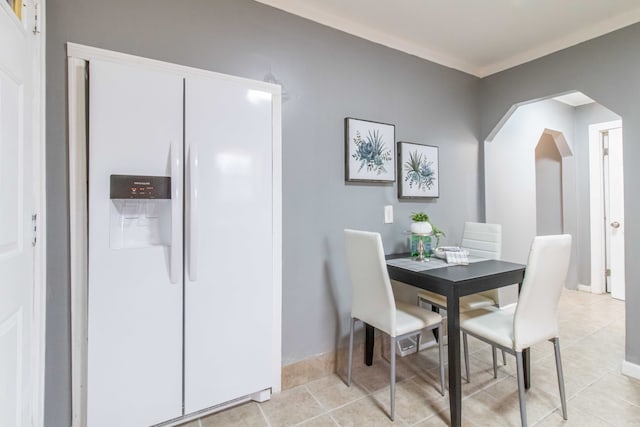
447, 296, 462, 427
517, 280, 531, 390
523, 348, 531, 389
431, 306, 440, 341
365, 323, 374, 366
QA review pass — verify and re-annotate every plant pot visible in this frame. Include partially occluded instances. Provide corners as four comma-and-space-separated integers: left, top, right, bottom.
410, 221, 433, 235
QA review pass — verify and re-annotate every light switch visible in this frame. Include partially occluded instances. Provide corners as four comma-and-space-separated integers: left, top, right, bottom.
384, 205, 393, 224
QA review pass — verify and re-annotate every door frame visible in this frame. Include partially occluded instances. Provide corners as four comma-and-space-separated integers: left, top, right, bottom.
67, 43, 282, 426
589, 120, 622, 294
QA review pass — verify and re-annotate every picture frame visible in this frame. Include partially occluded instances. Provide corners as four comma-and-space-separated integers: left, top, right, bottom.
345, 117, 396, 183
4, 0, 21, 20
397, 141, 439, 199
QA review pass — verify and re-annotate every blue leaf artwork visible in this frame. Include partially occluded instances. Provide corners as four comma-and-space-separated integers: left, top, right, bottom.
352, 129, 392, 175
345, 118, 395, 182
398, 142, 439, 198
404, 150, 436, 190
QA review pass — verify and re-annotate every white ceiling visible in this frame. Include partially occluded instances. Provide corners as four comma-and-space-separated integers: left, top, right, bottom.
553, 92, 595, 107
255, 0, 640, 77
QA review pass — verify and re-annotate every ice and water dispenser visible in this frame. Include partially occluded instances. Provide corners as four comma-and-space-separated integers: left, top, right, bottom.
109, 175, 172, 249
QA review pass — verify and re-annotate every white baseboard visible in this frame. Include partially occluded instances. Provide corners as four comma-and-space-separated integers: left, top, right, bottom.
577, 284, 591, 293
622, 360, 640, 380
499, 302, 517, 310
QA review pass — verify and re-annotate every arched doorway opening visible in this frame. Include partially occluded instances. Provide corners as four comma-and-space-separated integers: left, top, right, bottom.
484, 92, 622, 305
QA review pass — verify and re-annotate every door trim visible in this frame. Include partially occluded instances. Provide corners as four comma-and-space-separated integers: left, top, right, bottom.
67, 56, 88, 427
589, 120, 622, 294
67, 43, 280, 93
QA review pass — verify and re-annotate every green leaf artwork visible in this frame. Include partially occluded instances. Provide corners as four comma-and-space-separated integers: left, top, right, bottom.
403, 150, 436, 190
351, 129, 392, 175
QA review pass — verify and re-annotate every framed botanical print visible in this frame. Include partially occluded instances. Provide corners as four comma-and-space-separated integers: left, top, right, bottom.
397, 141, 439, 199
345, 117, 395, 183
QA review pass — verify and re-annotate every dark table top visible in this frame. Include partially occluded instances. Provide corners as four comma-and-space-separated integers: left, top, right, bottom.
386, 253, 526, 296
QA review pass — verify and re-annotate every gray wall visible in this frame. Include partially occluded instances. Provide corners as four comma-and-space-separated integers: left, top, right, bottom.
45, 1, 640, 425
46, 0, 481, 425
479, 23, 640, 367
535, 134, 563, 235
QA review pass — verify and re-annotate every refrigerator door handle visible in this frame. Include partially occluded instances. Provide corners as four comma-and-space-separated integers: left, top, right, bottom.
188, 144, 199, 281
170, 141, 181, 284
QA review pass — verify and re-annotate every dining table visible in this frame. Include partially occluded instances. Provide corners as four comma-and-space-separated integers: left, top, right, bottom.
364, 253, 526, 427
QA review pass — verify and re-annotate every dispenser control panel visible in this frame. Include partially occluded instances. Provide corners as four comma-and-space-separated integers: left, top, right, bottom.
110, 175, 171, 199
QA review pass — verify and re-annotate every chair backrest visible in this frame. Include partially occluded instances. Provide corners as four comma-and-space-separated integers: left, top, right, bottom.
344, 229, 397, 335
513, 234, 572, 350
461, 222, 502, 302
460, 222, 502, 259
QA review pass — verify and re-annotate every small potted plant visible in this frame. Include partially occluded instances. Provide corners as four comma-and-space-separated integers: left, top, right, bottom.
410, 212, 446, 249
410, 212, 433, 235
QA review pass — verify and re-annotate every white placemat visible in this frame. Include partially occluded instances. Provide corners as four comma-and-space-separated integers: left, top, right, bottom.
386, 255, 486, 272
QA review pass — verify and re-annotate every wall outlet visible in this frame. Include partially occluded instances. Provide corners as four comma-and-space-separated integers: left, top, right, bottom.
384, 205, 393, 223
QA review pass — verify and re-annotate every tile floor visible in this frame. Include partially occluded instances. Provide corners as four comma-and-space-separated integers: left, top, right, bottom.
182, 290, 637, 426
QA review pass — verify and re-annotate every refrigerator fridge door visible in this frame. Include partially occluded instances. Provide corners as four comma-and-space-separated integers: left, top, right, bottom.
87, 60, 184, 427
183, 77, 274, 413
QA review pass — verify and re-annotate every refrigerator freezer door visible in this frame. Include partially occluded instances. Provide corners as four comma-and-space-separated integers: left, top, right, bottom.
183, 77, 274, 413
87, 60, 184, 427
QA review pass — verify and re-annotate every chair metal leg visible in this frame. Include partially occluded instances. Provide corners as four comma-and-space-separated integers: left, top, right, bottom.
347, 317, 355, 386
438, 324, 445, 396
390, 336, 396, 421
492, 346, 498, 379
462, 331, 470, 383
552, 337, 568, 420
516, 351, 528, 427
502, 349, 507, 365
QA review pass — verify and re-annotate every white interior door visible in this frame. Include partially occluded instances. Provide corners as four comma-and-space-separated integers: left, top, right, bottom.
0, 3, 39, 426
605, 127, 625, 300
589, 120, 623, 296
87, 60, 184, 427
183, 77, 274, 413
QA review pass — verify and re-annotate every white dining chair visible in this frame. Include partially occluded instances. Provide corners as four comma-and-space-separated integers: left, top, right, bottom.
461, 234, 572, 427
417, 222, 502, 312
344, 229, 445, 421
416, 222, 505, 377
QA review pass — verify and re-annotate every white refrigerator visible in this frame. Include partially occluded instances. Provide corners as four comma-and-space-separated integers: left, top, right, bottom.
86, 59, 280, 426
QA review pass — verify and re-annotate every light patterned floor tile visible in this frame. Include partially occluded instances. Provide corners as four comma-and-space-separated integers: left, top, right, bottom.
188, 290, 631, 427
298, 414, 339, 426
370, 380, 448, 425
535, 407, 613, 427
328, 395, 402, 426
305, 374, 367, 411
259, 385, 325, 427
199, 401, 267, 427
567, 388, 640, 426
